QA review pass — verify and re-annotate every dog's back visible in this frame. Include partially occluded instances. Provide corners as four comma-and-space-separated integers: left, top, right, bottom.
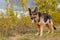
38, 12, 52, 22
42, 13, 52, 22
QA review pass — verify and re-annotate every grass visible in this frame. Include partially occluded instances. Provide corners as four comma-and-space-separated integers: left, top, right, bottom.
17, 29, 60, 40
0, 29, 60, 40
0, 26, 60, 40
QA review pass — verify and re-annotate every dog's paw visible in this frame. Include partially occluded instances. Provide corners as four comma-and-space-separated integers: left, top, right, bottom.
35, 33, 40, 36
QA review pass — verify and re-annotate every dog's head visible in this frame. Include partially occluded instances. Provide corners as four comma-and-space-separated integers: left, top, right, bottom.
28, 7, 38, 23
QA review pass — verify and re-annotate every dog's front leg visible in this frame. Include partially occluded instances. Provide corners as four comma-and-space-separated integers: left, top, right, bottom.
35, 25, 40, 35
40, 25, 44, 37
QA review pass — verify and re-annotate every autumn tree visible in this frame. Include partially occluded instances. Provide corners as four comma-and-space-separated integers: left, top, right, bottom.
34, 0, 58, 13
34, 0, 60, 24
5, 0, 14, 17
19, 0, 28, 10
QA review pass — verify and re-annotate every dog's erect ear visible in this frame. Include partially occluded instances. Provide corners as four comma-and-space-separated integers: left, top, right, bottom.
28, 8, 31, 13
34, 7, 38, 12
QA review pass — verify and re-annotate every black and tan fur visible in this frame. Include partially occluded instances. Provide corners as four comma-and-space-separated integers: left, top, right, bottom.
28, 7, 56, 36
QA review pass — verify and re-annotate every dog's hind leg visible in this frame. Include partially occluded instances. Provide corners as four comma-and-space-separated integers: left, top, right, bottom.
47, 19, 54, 34
46, 24, 51, 34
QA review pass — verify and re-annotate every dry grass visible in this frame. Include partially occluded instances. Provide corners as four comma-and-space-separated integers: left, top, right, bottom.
1, 26, 59, 40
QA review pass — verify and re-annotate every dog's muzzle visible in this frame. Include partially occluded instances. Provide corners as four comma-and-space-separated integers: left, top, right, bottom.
31, 20, 34, 23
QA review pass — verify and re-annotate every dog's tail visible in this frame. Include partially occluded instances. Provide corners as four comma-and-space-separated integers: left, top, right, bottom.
53, 25, 56, 30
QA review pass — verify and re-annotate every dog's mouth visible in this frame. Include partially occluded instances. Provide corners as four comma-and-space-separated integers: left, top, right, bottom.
31, 20, 34, 23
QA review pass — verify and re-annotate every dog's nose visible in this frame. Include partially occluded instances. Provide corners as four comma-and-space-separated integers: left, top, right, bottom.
31, 17, 33, 20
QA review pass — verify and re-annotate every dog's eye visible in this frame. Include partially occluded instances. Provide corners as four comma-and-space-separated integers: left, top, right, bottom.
29, 14, 32, 15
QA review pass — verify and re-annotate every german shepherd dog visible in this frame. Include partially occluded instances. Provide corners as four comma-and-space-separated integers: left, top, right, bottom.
28, 7, 56, 36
